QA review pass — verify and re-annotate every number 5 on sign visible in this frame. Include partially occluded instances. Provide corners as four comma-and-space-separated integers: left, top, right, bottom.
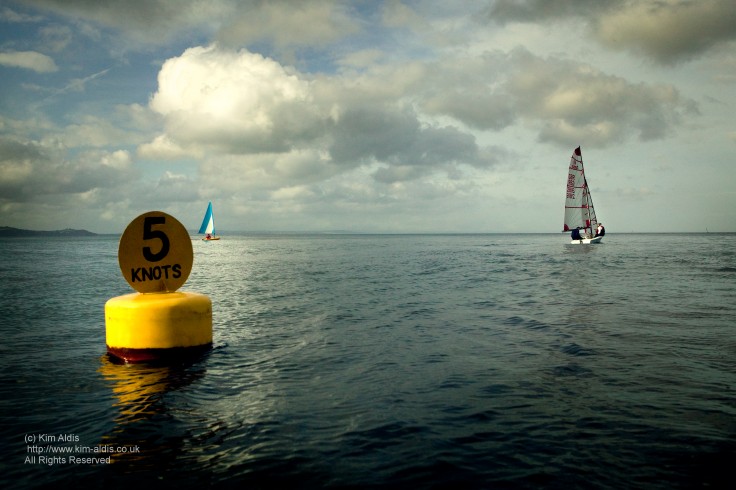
118, 211, 193, 293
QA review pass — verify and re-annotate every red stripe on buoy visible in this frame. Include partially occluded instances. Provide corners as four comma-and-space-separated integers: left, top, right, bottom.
107, 344, 212, 364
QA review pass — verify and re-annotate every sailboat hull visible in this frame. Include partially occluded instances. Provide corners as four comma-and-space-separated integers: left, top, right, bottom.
202, 236, 220, 241
570, 236, 603, 244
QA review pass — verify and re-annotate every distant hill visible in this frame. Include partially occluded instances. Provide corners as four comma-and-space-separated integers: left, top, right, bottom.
0, 226, 98, 237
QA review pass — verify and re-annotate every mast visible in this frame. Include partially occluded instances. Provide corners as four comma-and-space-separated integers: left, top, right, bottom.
209, 202, 216, 237
584, 176, 598, 235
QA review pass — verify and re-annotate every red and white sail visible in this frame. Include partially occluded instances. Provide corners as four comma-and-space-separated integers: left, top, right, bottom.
563, 147, 598, 234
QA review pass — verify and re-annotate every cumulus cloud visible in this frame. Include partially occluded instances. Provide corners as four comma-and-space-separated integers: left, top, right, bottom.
0, 138, 37, 200
149, 171, 200, 203
142, 40, 696, 211
329, 107, 489, 180
216, 0, 359, 49
488, 0, 616, 23
146, 44, 499, 192
419, 49, 696, 146
505, 50, 696, 143
197, 150, 339, 198
149, 45, 326, 154
489, 0, 736, 64
0, 136, 137, 202
138, 134, 197, 160
18, 0, 358, 49
58, 114, 144, 148
0, 50, 57, 72
594, 0, 736, 64
417, 56, 517, 131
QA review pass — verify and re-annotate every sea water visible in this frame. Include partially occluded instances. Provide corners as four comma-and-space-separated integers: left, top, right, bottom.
0, 233, 734, 489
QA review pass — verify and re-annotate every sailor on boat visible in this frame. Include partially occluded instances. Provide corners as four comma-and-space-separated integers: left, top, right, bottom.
571, 228, 582, 240
595, 223, 605, 237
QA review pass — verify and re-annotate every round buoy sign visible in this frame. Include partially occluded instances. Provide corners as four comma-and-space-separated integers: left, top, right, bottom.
118, 211, 193, 293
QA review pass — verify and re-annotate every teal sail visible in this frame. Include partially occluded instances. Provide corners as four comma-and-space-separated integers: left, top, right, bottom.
198, 201, 216, 235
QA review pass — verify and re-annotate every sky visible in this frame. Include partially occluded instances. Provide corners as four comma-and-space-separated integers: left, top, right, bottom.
1, 0, 734, 234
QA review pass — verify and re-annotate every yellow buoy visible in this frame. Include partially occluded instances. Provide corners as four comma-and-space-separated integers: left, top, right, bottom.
105, 211, 213, 363
105, 292, 212, 363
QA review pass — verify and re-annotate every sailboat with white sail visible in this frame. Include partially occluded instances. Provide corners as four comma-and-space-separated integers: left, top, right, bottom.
199, 201, 220, 241
563, 147, 604, 244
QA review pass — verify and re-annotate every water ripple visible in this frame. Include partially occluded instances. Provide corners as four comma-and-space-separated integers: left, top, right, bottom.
1, 234, 734, 489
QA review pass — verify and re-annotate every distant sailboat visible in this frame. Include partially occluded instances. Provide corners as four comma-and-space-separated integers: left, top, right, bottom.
199, 201, 220, 241
563, 147, 604, 244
